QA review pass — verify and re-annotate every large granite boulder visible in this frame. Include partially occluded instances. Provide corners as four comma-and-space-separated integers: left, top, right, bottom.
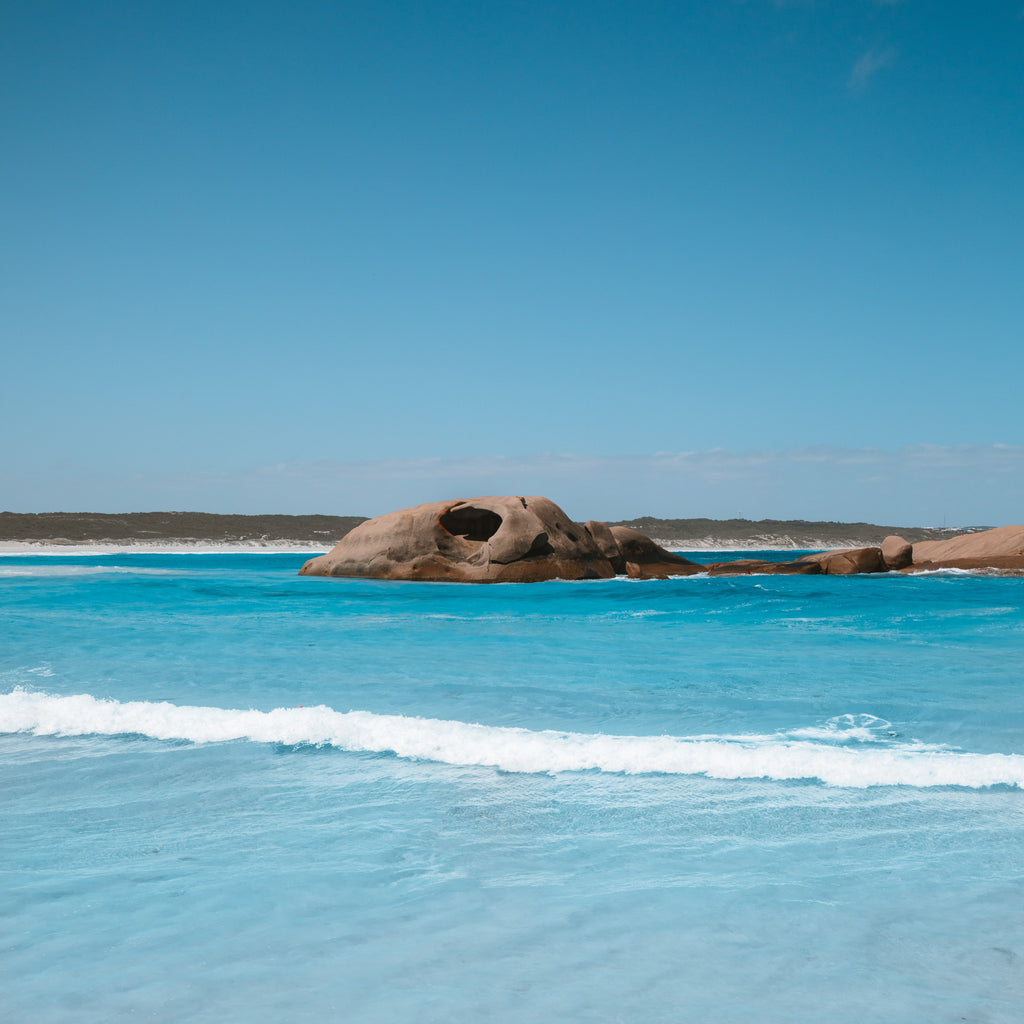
881, 535, 913, 570
909, 524, 1024, 572
299, 496, 701, 583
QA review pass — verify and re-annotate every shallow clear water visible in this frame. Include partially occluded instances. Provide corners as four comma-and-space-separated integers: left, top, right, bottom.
2, 552, 1022, 1022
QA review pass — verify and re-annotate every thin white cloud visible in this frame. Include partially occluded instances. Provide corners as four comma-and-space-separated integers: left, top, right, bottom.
848, 45, 896, 91
255, 444, 1024, 482
7, 445, 1021, 526
238, 445, 1024, 525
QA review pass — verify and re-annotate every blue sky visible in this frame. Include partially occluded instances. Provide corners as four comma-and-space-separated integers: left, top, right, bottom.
2, 1, 1022, 524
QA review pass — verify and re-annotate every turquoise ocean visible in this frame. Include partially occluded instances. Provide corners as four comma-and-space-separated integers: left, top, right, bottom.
2, 550, 1022, 1022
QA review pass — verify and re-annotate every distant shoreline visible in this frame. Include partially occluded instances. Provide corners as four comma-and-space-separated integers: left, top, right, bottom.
0, 540, 328, 555
0, 540, 817, 556
0, 510, 985, 553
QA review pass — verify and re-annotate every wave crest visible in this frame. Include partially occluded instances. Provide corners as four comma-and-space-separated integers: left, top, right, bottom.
2, 689, 1021, 789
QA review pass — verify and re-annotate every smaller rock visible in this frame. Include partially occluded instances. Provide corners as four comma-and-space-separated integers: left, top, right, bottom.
880, 535, 913, 571
706, 559, 822, 576
584, 520, 625, 572
608, 526, 704, 578
798, 547, 887, 575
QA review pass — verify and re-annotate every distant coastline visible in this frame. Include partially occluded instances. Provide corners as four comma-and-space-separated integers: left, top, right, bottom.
613, 516, 987, 551
0, 510, 986, 553
0, 512, 365, 550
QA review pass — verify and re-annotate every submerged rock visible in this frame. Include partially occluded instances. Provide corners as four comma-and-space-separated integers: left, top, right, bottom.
299, 496, 701, 583
705, 559, 822, 576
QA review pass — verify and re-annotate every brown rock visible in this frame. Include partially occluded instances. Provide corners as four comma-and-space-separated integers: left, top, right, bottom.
607, 526, 705, 579
798, 547, 887, 575
879, 535, 913, 570
305, 495, 1017, 582
706, 559, 822, 576
299, 497, 707, 582
300, 496, 616, 583
910, 525, 1024, 569
300, 496, 619, 583
584, 519, 625, 572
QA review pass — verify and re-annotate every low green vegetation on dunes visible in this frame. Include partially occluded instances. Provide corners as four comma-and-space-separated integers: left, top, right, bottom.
0, 512, 368, 544
0, 511, 986, 547
612, 517, 985, 548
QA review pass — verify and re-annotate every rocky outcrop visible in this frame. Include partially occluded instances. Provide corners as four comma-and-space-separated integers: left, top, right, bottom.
299, 498, 1024, 582
299, 496, 701, 583
791, 526, 1024, 575
908, 524, 1024, 572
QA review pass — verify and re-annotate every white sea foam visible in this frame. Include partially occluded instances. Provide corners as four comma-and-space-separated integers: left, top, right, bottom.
2, 690, 1022, 789
664, 544, 809, 553
905, 567, 977, 576
787, 713, 903, 744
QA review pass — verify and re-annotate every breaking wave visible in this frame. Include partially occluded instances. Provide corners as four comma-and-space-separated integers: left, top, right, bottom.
2, 689, 1022, 789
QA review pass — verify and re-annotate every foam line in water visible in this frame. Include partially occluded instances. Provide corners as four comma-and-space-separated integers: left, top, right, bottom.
2, 689, 1022, 789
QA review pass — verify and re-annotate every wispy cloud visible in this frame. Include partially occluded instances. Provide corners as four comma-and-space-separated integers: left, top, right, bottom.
242, 445, 1024, 526
7, 446, 1021, 527
219, 444, 1024, 494
848, 45, 897, 91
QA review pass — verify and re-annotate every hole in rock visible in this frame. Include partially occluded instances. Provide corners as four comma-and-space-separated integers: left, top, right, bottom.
439, 506, 503, 542
524, 532, 555, 557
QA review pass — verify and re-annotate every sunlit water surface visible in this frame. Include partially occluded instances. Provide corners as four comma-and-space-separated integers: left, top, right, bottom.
2, 552, 1022, 1022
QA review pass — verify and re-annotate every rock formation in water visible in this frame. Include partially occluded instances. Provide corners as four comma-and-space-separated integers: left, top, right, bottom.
797, 546, 888, 575
789, 527, 1024, 575
299, 498, 1024, 582
299, 496, 702, 583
